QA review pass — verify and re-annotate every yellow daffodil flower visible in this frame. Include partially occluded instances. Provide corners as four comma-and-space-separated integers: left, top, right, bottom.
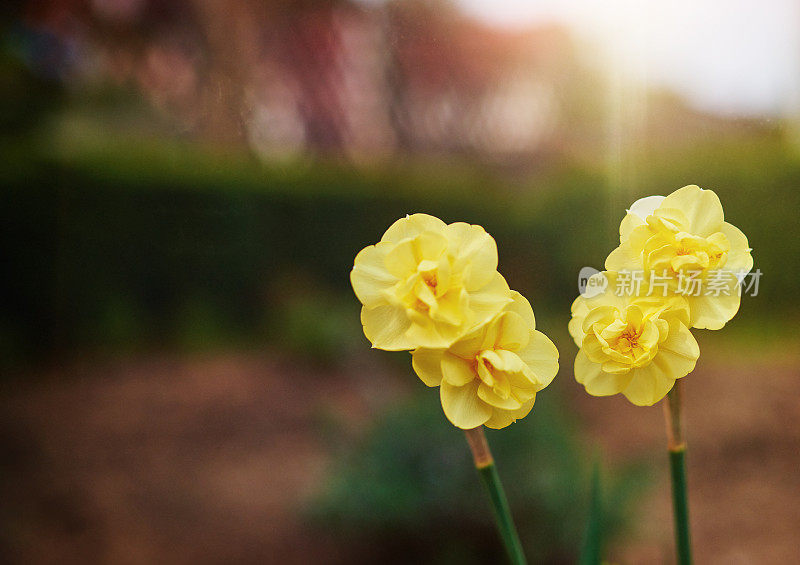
412, 291, 559, 429
351, 213, 512, 350
606, 185, 753, 330
570, 272, 699, 406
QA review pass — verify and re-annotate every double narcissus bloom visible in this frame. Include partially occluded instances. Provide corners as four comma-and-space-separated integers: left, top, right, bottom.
572, 185, 753, 405
570, 273, 699, 406
351, 214, 559, 429
351, 214, 512, 350
413, 292, 559, 428
606, 184, 753, 330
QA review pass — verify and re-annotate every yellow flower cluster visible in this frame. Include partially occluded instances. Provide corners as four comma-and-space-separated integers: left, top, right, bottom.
570, 185, 753, 405
352, 214, 559, 429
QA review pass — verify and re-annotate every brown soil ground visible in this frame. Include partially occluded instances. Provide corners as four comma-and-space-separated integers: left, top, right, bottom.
1, 347, 798, 564
571, 344, 800, 564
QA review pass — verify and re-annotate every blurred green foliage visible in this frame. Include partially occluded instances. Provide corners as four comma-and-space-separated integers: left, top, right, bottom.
579, 457, 605, 565
2, 33, 797, 366
308, 389, 648, 564
3, 125, 796, 367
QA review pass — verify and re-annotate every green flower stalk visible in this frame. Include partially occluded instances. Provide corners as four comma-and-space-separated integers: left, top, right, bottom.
464, 426, 527, 565
663, 381, 692, 565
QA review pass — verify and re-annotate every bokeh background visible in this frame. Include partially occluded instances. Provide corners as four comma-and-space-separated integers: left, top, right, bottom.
2, 0, 799, 563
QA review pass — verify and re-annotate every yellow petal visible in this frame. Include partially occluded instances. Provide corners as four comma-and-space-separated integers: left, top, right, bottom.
720, 222, 753, 274
440, 380, 492, 429
493, 311, 531, 351
383, 238, 419, 279
621, 195, 665, 241
478, 381, 524, 410
446, 222, 499, 290
637, 320, 661, 350
423, 255, 451, 294
687, 292, 741, 330
671, 253, 708, 272
619, 212, 644, 243
504, 366, 540, 396
628, 195, 665, 221
476, 356, 495, 387
381, 213, 447, 244
483, 396, 536, 429
635, 295, 691, 327
652, 207, 690, 232
414, 276, 438, 308
575, 349, 631, 396
599, 319, 627, 342
581, 305, 616, 335
624, 304, 644, 329
429, 287, 467, 326
479, 349, 524, 373
655, 318, 670, 342
602, 359, 633, 374
581, 334, 607, 364
350, 244, 396, 308
645, 242, 678, 272
516, 330, 559, 389
415, 230, 449, 262
361, 304, 415, 350
467, 272, 513, 326
605, 241, 642, 272
630, 222, 662, 252
505, 291, 536, 329
405, 317, 451, 349
621, 362, 676, 406
568, 296, 589, 346
448, 328, 485, 360
656, 323, 700, 377
441, 352, 476, 386
411, 348, 444, 387
706, 231, 731, 254
602, 347, 635, 367
660, 185, 724, 236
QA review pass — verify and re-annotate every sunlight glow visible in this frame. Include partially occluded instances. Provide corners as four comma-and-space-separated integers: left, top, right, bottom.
458, 0, 800, 117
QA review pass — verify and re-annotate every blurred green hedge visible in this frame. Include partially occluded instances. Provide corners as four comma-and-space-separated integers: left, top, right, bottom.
2, 129, 796, 365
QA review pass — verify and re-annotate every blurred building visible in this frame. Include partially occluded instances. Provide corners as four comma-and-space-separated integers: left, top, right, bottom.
19, 0, 589, 163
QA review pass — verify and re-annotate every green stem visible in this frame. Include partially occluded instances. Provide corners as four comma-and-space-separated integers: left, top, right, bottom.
465, 427, 527, 565
664, 382, 692, 565
669, 446, 691, 565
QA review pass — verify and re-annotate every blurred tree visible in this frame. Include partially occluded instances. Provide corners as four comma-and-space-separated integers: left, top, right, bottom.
275, 0, 350, 153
